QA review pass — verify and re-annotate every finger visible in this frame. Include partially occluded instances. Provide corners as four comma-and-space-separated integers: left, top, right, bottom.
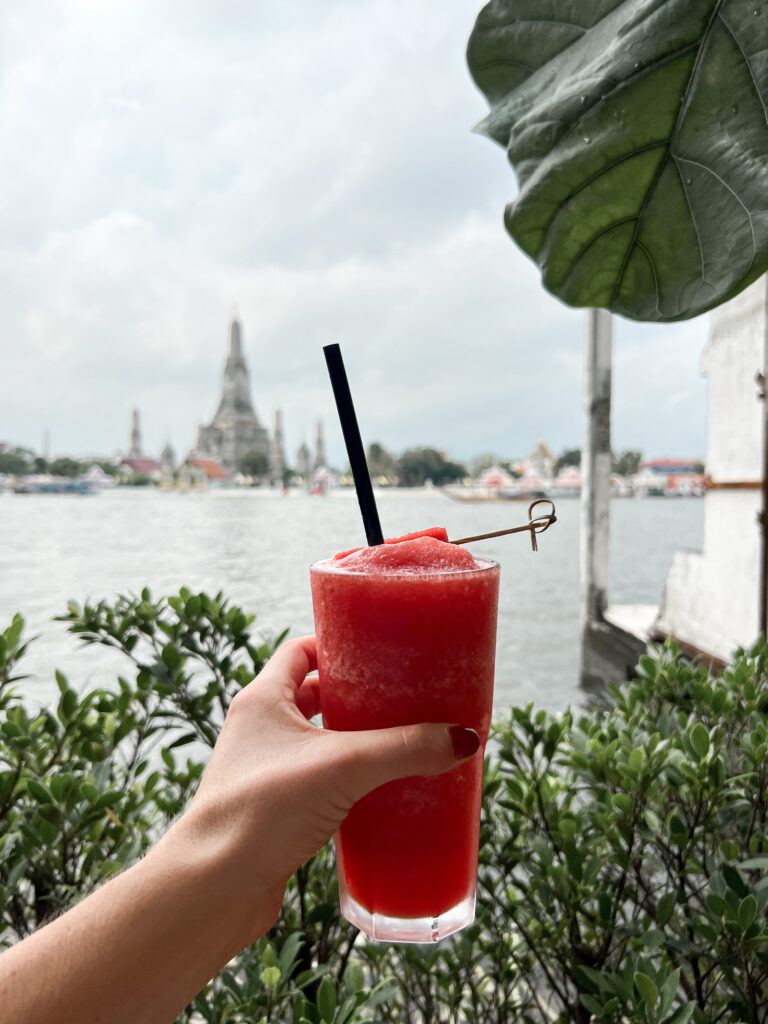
331, 723, 480, 802
258, 636, 317, 697
295, 674, 321, 720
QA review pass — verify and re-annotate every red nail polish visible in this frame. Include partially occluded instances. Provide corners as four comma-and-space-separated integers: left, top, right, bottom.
450, 726, 480, 759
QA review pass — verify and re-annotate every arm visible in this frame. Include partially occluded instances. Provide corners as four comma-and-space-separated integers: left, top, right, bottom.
0, 635, 478, 1024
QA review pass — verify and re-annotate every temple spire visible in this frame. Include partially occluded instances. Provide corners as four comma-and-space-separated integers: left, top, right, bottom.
314, 420, 326, 470
215, 316, 257, 421
229, 317, 243, 359
129, 408, 142, 457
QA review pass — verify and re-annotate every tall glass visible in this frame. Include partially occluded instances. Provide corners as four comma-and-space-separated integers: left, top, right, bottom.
310, 555, 500, 942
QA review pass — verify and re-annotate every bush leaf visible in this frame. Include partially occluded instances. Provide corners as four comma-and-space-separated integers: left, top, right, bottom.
634, 971, 659, 1009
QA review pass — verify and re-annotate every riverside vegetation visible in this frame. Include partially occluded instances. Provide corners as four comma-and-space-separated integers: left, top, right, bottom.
1, 593, 767, 1023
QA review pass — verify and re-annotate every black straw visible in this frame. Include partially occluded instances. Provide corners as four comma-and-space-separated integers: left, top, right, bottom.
323, 344, 384, 546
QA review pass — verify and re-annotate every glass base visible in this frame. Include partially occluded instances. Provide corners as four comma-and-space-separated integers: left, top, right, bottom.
339, 887, 476, 943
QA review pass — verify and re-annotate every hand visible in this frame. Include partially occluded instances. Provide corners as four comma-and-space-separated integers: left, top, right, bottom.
0, 634, 479, 1024
160, 634, 479, 946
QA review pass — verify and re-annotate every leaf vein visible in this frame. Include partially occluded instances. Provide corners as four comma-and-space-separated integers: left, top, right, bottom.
611, 0, 724, 307
717, 11, 768, 126
560, 216, 637, 293
473, 58, 534, 74
539, 140, 667, 250
506, 19, 587, 33
672, 157, 706, 285
675, 154, 757, 264
634, 242, 662, 318
544, 43, 699, 169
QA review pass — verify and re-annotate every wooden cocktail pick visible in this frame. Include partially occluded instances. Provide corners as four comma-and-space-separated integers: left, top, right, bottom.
451, 499, 557, 552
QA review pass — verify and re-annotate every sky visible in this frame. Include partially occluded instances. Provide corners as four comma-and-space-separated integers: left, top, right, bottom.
0, 0, 708, 468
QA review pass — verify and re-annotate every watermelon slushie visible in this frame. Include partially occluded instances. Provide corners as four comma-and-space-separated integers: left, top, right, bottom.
310, 532, 499, 942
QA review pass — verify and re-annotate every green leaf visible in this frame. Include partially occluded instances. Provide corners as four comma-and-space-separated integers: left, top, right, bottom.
262, 943, 278, 969
344, 962, 365, 994
741, 856, 768, 870
634, 971, 659, 1009
26, 779, 54, 804
662, 1003, 696, 1024
642, 928, 665, 948
720, 840, 739, 862
58, 689, 78, 722
161, 644, 180, 671
738, 894, 757, 930
261, 966, 281, 990
629, 747, 645, 773
660, 968, 680, 1017
706, 892, 728, 917
316, 976, 337, 1021
466, 0, 768, 322
690, 723, 710, 761
558, 816, 578, 840
657, 891, 676, 926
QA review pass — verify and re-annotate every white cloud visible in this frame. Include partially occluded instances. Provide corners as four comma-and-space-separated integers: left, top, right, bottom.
0, 0, 709, 467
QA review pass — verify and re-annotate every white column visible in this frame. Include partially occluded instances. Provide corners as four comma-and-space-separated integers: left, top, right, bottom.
580, 310, 613, 650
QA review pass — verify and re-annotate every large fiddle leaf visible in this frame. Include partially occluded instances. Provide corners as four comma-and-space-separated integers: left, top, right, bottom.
467, 0, 768, 322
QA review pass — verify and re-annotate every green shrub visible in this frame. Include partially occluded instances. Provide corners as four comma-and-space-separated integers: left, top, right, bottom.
1, 595, 767, 1022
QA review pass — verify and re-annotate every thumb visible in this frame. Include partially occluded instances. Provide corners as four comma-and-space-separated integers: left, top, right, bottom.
332, 723, 481, 802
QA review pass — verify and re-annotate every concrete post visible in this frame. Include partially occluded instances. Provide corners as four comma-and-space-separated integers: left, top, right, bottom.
580, 309, 614, 685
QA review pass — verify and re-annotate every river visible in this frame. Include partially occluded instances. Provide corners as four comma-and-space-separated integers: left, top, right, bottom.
0, 488, 703, 713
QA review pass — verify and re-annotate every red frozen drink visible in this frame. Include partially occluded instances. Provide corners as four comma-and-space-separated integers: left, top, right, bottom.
310, 530, 499, 942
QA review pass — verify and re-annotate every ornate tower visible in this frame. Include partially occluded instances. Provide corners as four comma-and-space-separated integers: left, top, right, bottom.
268, 408, 286, 484
196, 317, 270, 473
129, 408, 142, 458
214, 318, 257, 421
296, 442, 311, 479
314, 420, 326, 470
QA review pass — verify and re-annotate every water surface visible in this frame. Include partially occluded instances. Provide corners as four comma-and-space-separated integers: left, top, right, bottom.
0, 489, 703, 713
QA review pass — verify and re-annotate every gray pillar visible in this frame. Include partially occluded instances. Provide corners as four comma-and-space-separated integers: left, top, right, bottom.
580, 309, 614, 686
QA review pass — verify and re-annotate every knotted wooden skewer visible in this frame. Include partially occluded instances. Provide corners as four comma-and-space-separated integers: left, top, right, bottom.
451, 499, 557, 552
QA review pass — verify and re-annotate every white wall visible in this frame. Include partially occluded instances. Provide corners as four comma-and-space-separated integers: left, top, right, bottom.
655, 276, 766, 660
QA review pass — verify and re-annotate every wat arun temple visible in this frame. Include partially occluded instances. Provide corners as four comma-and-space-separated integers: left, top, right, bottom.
194, 316, 285, 479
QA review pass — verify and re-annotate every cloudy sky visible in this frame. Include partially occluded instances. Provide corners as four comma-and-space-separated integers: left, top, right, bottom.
0, 0, 708, 468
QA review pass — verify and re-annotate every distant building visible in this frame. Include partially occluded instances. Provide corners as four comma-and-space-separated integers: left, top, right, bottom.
121, 457, 163, 481
477, 465, 515, 490
160, 441, 176, 475
195, 317, 270, 474
296, 442, 311, 479
185, 457, 232, 487
129, 408, 143, 459
314, 421, 326, 471
268, 408, 286, 485
120, 408, 162, 479
521, 438, 555, 479
633, 458, 705, 496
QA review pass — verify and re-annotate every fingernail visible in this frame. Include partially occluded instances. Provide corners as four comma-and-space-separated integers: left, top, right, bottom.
450, 726, 480, 759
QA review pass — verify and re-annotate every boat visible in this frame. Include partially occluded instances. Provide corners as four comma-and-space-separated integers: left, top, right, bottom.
441, 486, 547, 503
12, 478, 97, 495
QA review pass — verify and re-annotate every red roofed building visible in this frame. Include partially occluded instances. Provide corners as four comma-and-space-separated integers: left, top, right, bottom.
638, 457, 701, 474
184, 458, 232, 487
121, 457, 163, 481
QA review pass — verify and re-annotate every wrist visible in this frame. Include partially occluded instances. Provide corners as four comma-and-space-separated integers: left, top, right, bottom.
152, 799, 285, 951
